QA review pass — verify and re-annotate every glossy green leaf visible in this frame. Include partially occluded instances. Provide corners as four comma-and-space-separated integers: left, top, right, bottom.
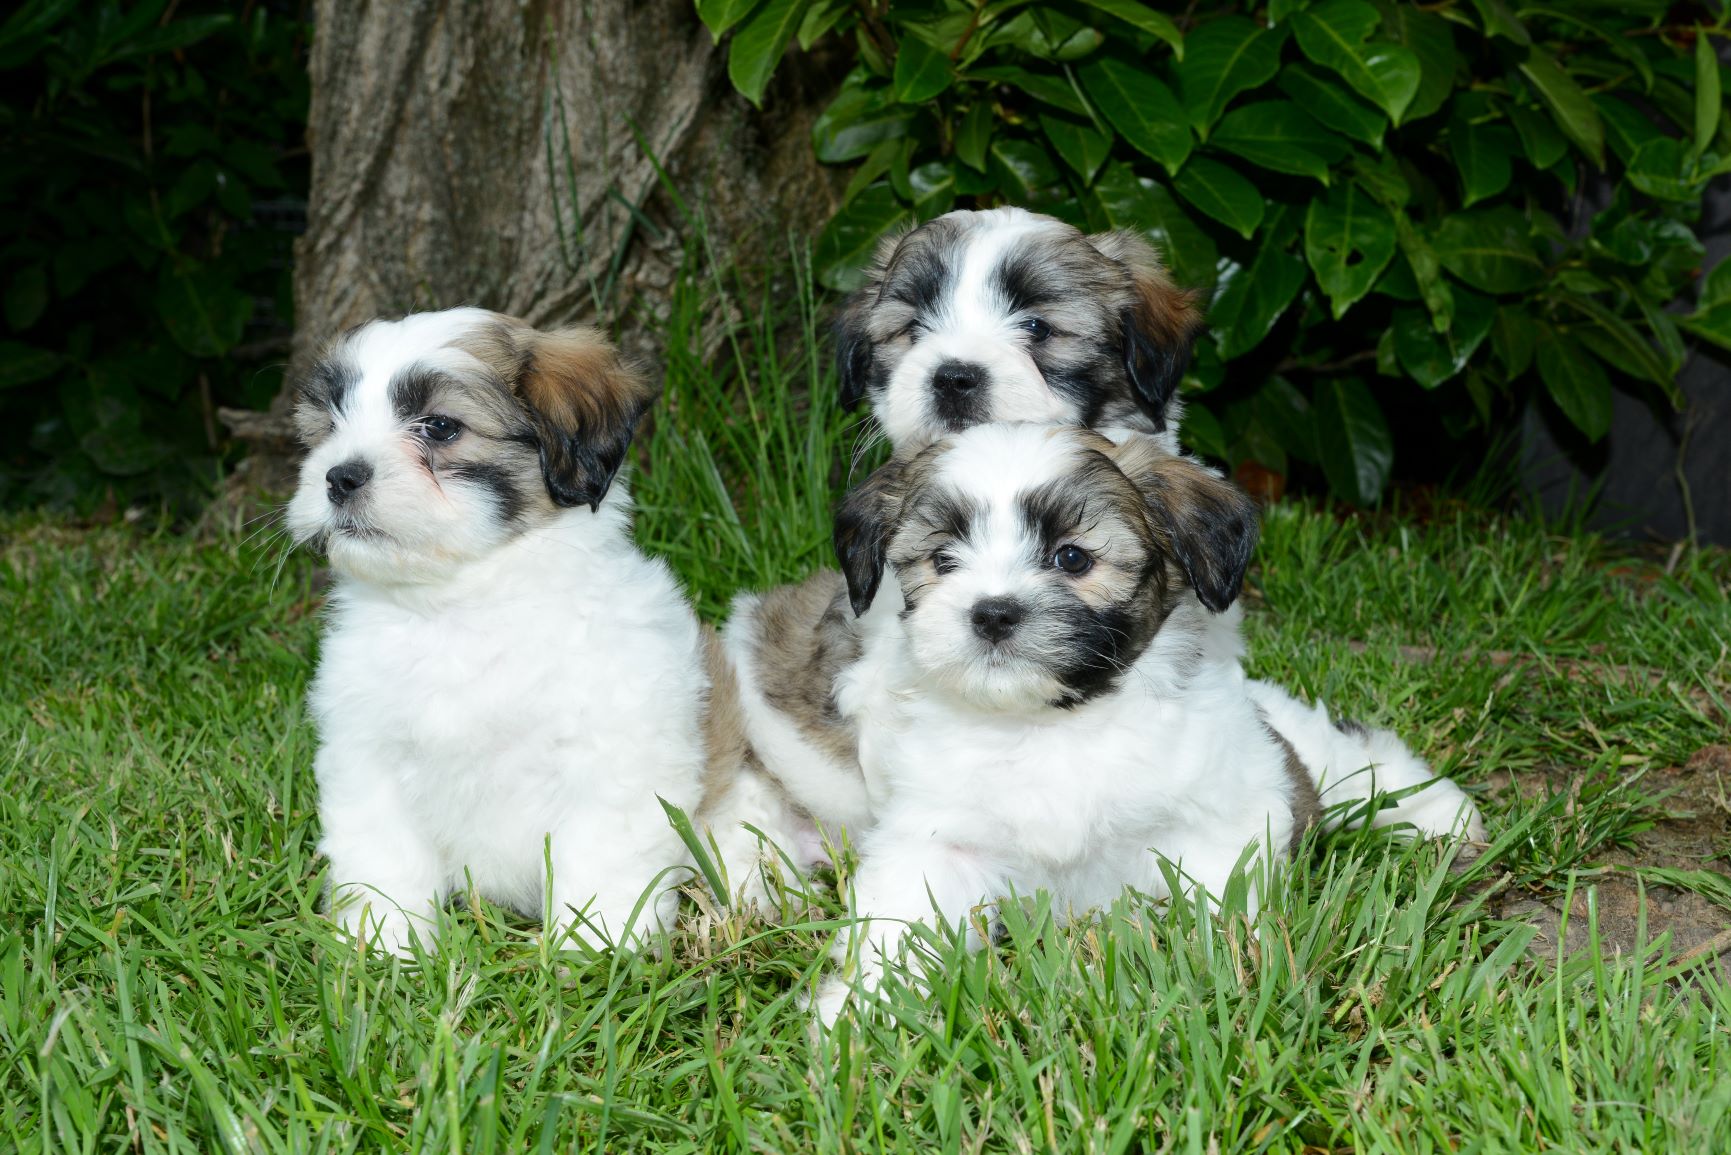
0, 341, 60, 390
1681, 258, 1731, 353
907, 161, 958, 218
1393, 211, 1453, 330
1208, 242, 1308, 360
1519, 50, 1604, 168
1172, 157, 1263, 239
1313, 377, 1393, 505
1465, 0, 1530, 44
1074, 0, 1183, 56
1373, 2, 1455, 122
696, 0, 765, 40
796, 0, 850, 50
1091, 162, 1219, 292
988, 137, 1062, 203
968, 65, 1089, 116
1509, 104, 1566, 169
1627, 137, 1702, 203
1433, 207, 1545, 294
1537, 333, 1613, 442
1593, 94, 1662, 166
1040, 113, 1112, 184
1079, 57, 1192, 174
892, 34, 952, 104
1278, 62, 1386, 147
155, 265, 249, 359
727, 0, 806, 106
955, 100, 993, 171
1304, 182, 1395, 319
1209, 100, 1351, 183
1696, 26, 1722, 157
1491, 307, 1537, 378
1177, 17, 1284, 134
1292, 0, 1421, 124
812, 76, 913, 163
1179, 401, 1229, 460
814, 184, 911, 291
1451, 122, 1518, 207
1390, 289, 1491, 388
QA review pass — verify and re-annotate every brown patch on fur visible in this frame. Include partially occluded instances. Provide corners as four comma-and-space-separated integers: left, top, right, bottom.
698, 624, 756, 803
1261, 716, 1323, 851
744, 570, 863, 769
1087, 230, 1203, 364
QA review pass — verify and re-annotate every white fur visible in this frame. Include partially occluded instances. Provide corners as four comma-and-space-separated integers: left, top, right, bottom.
294, 312, 705, 954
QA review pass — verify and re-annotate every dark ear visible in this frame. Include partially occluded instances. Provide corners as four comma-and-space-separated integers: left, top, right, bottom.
832, 231, 904, 411
515, 328, 659, 511
1108, 438, 1258, 612
832, 459, 905, 617
1088, 230, 1203, 431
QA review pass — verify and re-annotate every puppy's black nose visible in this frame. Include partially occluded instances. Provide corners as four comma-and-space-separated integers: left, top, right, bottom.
971, 596, 1024, 644
325, 460, 373, 505
932, 360, 984, 396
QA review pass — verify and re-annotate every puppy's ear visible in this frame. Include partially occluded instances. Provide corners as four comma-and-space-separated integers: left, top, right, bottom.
1108, 437, 1258, 613
833, 231, 903, 410
514, 328, 659, 511
1088, 231, 1203, 431
832, 459, 905, 617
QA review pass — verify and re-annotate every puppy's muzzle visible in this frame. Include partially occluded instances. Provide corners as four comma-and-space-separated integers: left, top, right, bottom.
326, 460, 373, 506
970, 596, 1024, 644
932, 360, 988, 428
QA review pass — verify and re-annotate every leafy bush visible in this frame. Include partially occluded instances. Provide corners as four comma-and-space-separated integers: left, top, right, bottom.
0, 1, 309, 511
699, 0, 1729, 503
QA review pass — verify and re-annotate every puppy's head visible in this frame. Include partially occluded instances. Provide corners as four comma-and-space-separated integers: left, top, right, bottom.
285, 308, 656, 585
834, 207, 1201, 452
835, 424, 1256, 711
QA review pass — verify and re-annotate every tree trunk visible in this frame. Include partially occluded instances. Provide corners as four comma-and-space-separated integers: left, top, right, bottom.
221, 0, 842, 495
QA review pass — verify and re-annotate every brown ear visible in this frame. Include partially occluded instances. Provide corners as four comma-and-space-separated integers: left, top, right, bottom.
1107, 437, 1258, 613
515, 328, 658, 511
1088, 230, 1203, 431
832, 458, 906, 616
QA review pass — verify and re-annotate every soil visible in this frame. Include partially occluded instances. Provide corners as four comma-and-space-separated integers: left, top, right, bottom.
1488, 745, 1731, 979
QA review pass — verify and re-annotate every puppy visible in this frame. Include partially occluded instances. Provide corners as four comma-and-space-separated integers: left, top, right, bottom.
814, 425, 1481, 1021
288, 307, 786, 953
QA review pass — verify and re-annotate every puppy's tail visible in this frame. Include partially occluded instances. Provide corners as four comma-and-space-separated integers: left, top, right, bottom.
1247, 679, 1485, 843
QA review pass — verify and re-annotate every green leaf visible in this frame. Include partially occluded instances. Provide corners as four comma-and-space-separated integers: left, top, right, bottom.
1509, 104, 1566, 169
1312, 377, 1393, 505
1390, 289, 1492, 388
907, 161, 958, 218
1172, 157, 1263, 239
1681, 259, 1731, 353
967, 65, 1089, 116
156, 265, 250, 359
1291, 0, 1421, 124
1040, 113, 1112, 184
1079, 57, 1192, 174
1278, 62, 1386, 147
1177, 17, 1284, 134
698, 0, 765, 38
1304, 182, 1396, 319
956, 100, 994, 171
1073, 0, 1183, 56
0, 341, 60, 390
988, 137, 1062, 204
5, 265, 48, 332
1208, 242, 1308, 360
1372, 2, 1455, 122
1519, 50, 1604, 168
1465, 0, 1530, 44
1209, 100, 1351, 183
1626, 137, 1702, 203
797, 0, 850, 50
1091, 163, 1219, 292
1451, 122, 1518, 207
1432, 207, 1545, 294
1593, 94, 1662, 166
1179, 402, 1229, 460
815, 184, 911, 291
1537, 333, 1613, 442
813, 75, 914, 163
1559, 294, 1678, 391
892, 33, 952, 104
1696, 26, 1722, 157
1393, 211, 1452, 330
728, 0, 806, 107
1491, 308, 1537, 377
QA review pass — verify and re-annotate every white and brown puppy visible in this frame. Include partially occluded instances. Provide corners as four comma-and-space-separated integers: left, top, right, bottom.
288, 307, 786, 954
835, 206, 1201, 454
814, 425, 1480, 1021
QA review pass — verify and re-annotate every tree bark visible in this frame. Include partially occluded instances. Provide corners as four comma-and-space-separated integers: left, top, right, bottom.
221, 0, 842, 493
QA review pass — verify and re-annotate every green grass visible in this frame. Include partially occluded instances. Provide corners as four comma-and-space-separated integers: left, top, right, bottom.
4, 246, 1730, 1153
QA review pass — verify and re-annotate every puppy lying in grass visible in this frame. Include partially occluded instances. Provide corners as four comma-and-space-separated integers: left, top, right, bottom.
286, 308, 792, 954
812, 424, 1482, 1022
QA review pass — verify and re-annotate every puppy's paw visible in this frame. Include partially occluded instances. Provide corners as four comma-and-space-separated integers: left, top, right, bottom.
332, 906, 427, 959
1393, 779, 1486, 843
811, 976, 858, 1027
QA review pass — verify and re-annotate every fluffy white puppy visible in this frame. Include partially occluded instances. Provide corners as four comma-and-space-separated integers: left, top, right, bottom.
288, 307, 787, 954
814, 424, 1481, 1021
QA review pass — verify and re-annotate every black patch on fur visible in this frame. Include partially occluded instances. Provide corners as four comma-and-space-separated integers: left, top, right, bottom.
992, 249, 1066, 315
448, 461, 526, 523
300, 357, 358, 413
1333, 716, 1370, 740
834, 312, 877, 411
1120, 306, 1192, 432
1048, 600, 1150, 706
885, 244, 954, 314
388, 367, 444, 420
1036, 360, 1113, 428
834, 461, 903, 616
1018, 478, 1095, 557
1141, 469, 1259, 613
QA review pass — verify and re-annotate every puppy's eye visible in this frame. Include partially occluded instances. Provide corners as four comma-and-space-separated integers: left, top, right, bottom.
1052, 545, 1092, 575
932, 549, 958, 575
417, 415, 462, 443
902, 321, 925, 344
1021, 318, 1052, 343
